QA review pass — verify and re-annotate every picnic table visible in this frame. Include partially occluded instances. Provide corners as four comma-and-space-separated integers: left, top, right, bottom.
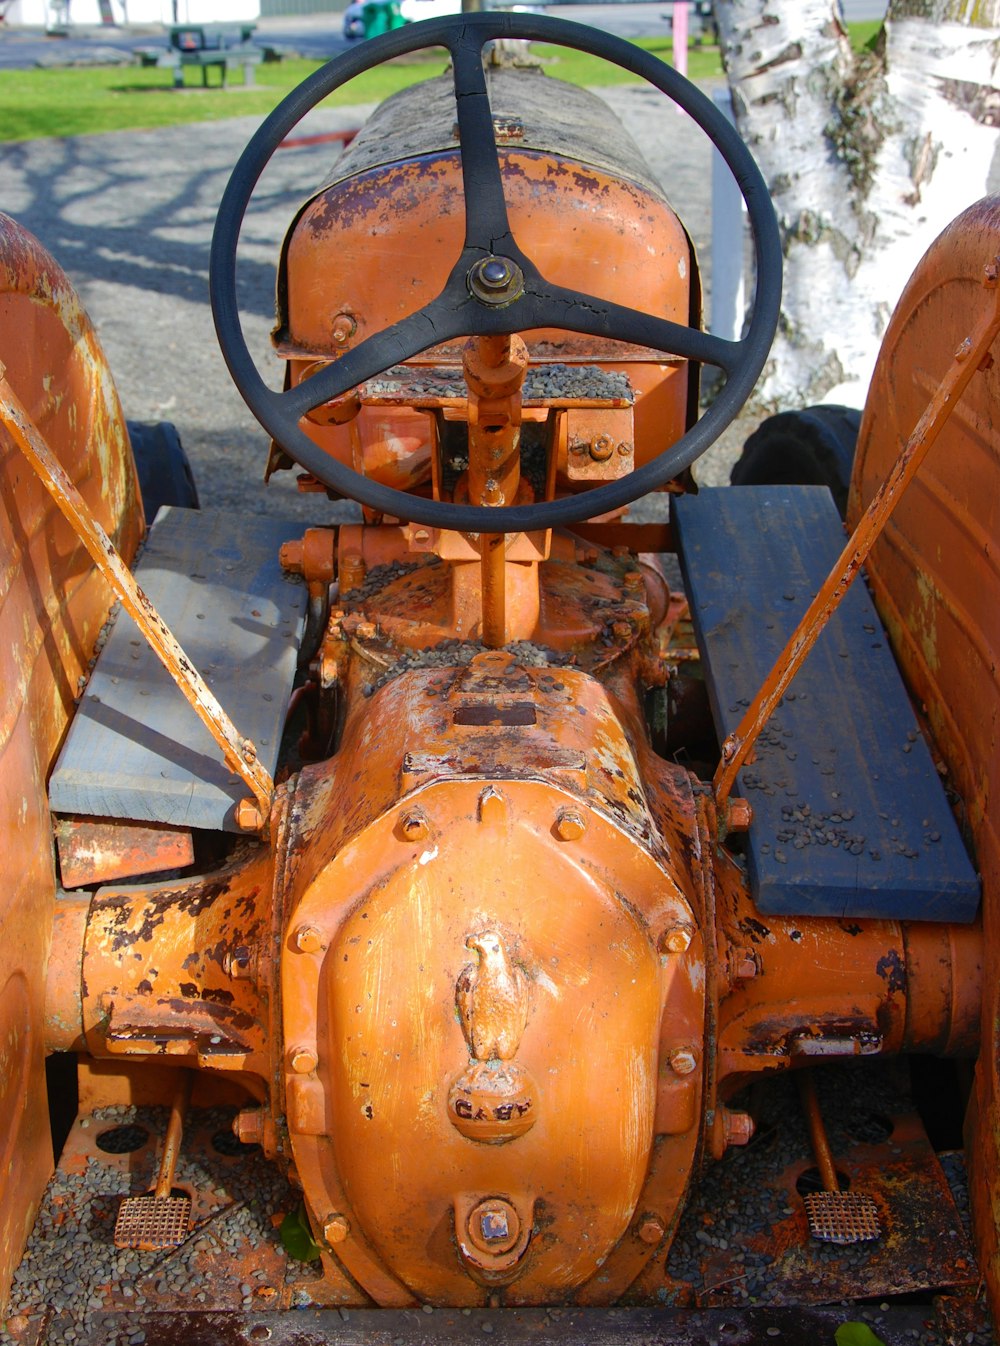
136, 23, 264, 89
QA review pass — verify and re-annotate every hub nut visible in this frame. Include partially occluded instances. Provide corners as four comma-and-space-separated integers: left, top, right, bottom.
467, 255, 525, 308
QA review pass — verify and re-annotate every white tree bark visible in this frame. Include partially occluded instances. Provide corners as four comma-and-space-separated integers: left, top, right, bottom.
716, 0, 1000, 411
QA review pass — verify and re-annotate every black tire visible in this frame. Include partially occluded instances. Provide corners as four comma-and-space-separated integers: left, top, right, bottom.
730, 405, 860, 517
127, 420, 200, 524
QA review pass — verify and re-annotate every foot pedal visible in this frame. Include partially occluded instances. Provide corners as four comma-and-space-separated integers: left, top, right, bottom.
114, 1192, 191, 1251
803, 1190, 880, 1244
115, 1070, 193, 1251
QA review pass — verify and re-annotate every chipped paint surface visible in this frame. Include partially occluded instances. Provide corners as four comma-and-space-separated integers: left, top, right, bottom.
0, 214, 144, 1308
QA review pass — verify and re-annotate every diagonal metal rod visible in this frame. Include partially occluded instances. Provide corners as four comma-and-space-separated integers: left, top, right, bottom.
0, 366, 274, 824
714, 261, 1000, 810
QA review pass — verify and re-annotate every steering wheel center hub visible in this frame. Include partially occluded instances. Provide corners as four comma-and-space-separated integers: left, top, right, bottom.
468, 255, 525, 307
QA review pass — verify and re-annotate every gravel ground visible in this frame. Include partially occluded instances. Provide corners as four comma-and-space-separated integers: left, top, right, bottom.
0, 70, 745, 525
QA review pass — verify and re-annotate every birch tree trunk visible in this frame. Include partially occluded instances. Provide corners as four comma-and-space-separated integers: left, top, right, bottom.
715, 0, 1000, 411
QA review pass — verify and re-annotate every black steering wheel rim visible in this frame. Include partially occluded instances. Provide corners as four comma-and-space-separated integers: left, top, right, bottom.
210, 12, 781, 532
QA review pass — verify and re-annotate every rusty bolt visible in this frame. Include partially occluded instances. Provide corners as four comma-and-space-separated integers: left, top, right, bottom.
955, 336, 973, 363
623, 570, 645, 595
482, 478, 504, 506
725, 797, 753, 832
637, 1214, 665, 1245
616, 440, 631, 457
279, 540, 304, 574
555, 809, 586, 841
723, 1108, 755, 1147
290, 1046, 319, 1075
467, 1198, 520, 1255
294, 925, 324, 954
223, 946, 253, 979
662, 925, 693, 955
570, 439, 588, 456
235, 798, 263, 832
339, 553, 366, 592
233, 1106, 265, 1146
589, 434, 614, 462
355, 620, 377, 640
731, 947, 758, 981
611, 619, 633, 644
413, 528, 431, 544
324, 1213, 351, 1245
331, 312, 357, 345
985, 258, 1000, 285
668, 1047, 698, 1076
401, 812, 430, 842
241, 739, 258, 765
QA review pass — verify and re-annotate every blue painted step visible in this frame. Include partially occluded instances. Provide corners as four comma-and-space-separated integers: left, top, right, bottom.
49, 507, 307, 834
673, 485, 980, 922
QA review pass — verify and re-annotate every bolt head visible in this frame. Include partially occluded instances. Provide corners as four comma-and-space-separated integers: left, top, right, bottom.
726, 797, 753, 832
294, 925, 323, 954
724, 1108, 755, 1147
589, 434, 614, 462
233, 1106, 264, 1146
668, 1047, 698, 1076
331, 312, 356, 344
235, 798, 263, 832
401, 812, 429, 841
467, 1198, 520, 1255
324, 1214, 350, 1245
555, 810, 586, 841
637, 1214, 665, 1245
731, 947, 758, 981
290, 1046, 319, 1075
482, 258, 512, 287
662, 925, 693, 955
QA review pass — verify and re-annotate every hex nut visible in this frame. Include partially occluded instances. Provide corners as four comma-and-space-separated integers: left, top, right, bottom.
662, 925, 693, 955
235, 798, 263, 832
324, 1214, 351, 1245
555, 810, 586, 841
668, 1047, 698, 1076
294, 925, 324, 954
290, 1046, 319, 1075
637, 1214, 665, 1245
589, 434, 614, 461
233, 1107, 264, 1146
726, 797, 753, 832
724, 1108, 754, 1147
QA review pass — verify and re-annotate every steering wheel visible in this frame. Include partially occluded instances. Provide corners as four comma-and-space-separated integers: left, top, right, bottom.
210, 11, 781, 532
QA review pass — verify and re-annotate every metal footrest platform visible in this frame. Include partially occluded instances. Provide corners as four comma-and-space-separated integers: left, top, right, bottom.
674, 485, 980, 921
49, 507, 307, 834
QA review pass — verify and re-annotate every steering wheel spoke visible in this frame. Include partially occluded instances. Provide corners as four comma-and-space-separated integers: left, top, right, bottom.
447, 28, 517, 255
524, 279, 742, 372
279, 299, 471, 420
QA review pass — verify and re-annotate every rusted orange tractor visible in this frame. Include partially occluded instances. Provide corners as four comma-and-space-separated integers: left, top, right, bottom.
1, 13, 999, 1342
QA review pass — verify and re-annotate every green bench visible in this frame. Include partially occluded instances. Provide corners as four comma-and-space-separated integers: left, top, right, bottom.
136, 24, 264, 89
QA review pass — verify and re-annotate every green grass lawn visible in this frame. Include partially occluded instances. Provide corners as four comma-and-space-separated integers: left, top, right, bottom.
0, 23, 879, 142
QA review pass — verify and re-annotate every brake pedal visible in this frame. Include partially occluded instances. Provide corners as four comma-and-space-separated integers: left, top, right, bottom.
114, 1072, 193, 1251
797, 1070, 880, 1245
